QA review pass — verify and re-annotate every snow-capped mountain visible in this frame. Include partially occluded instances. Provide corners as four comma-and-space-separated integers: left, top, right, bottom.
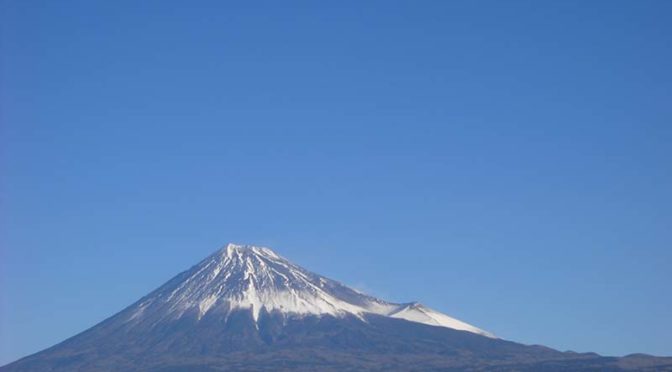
3, 243, 671, 371
127, 243, 493, 337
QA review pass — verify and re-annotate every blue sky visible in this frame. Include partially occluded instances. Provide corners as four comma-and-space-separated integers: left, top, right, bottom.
1, 0, 671, 365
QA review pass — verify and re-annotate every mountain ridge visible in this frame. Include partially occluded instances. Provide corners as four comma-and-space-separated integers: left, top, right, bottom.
2, 242, 671, 371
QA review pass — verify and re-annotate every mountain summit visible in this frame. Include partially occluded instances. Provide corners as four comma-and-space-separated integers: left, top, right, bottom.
129, 243, 492, 337
3, 243, 671, 371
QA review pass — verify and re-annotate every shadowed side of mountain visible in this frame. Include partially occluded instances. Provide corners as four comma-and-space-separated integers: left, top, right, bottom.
3, 309, 672, 371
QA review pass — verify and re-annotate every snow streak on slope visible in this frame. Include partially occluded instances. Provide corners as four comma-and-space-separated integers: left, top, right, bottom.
127, 243, 494, 338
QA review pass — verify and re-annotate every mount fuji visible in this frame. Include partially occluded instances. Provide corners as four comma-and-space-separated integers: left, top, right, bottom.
124, 244, 493, 337
2, 244, 671, 371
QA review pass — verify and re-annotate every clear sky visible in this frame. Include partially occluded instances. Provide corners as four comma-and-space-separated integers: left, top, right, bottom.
1, 0, 671, 365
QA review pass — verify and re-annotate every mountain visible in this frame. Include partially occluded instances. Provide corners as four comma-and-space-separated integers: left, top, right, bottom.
2, 243, 671, 371
120, 243, 493, 337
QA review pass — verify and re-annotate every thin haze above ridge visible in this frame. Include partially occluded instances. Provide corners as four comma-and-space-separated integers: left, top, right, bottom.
126, 243, 494, 337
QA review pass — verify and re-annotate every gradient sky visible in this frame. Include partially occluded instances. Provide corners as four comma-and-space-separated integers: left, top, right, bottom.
1, 0, 671, 365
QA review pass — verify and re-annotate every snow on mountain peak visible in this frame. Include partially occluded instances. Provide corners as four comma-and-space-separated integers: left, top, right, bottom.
222, 243, 280, 259
126, 243, 494, 338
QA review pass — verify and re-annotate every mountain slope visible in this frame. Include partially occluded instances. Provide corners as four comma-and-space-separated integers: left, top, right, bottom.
121, 243, 493, 337
2, 243, 671, 371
